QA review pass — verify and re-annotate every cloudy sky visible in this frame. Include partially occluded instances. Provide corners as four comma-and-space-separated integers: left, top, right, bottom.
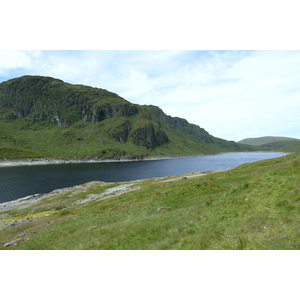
0, 50, 299, 141
1, 1, 299, 295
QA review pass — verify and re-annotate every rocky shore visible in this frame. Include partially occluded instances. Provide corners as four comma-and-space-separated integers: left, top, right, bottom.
0, 156, 170, 168
0, 193, 45, 212
1, 152, 285, 168
0, 172, 206, 214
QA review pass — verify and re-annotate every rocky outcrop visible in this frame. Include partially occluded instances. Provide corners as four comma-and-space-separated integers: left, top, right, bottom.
82, 103, 138, 124
0, 76, 138, 127
130, 124, 169, 149
112, 121, 132, 143
156, 207, 171, 212
4, 238, 23, 247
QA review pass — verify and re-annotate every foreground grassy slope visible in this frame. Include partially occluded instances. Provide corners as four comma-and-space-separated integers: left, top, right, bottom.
1, 153, 299, 250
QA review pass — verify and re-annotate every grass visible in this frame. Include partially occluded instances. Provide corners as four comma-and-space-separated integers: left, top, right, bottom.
0, 117, 223, 160
0, 75, 255, 160
239, 136, 299, 146
239, 136, 300, 152
0, 147, 46, 159
0, 153, 299, 250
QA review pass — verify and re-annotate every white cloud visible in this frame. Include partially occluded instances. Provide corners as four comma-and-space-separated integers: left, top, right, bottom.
0, 51, 32, 76
133, 51, 300, 141
1, 50, 300, 141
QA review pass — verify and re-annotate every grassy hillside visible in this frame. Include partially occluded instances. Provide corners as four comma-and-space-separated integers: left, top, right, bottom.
0, 116, 243, 159
238, 136, 298, 146
239, 136, 300, 152
0, 75, 253, 159
257, 140, 300, 153
1, 152, 299, 250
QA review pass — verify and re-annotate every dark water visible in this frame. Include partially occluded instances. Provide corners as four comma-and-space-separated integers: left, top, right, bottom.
0, 152, 285, 203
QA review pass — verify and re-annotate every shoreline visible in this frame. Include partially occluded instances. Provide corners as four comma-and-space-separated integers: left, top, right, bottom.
0, 153, 215, 168
0, 156, 169, 168
0, 151, 288, 168
0, 152, 288, 206
0, 172, 208, 211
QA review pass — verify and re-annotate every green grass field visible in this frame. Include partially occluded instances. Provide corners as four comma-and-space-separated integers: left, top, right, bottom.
1, 152, 299, 250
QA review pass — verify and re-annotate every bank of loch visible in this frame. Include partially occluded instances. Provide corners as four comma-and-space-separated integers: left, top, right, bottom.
0, 152, 285, 203
0, 152, 299, 250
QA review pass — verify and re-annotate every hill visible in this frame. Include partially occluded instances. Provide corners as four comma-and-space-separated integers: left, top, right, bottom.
238, 136, 300, 152
1, 152, 299, 250
0, 75, 253, 159
238, 136, 299, 146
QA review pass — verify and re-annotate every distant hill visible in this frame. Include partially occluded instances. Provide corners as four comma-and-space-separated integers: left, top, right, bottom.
238, 136, 299, 146
0, 75, 254, 160
238, 136, 300, 152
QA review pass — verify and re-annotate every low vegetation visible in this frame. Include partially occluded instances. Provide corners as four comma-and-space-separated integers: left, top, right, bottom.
239, 136, 300, 152
1, 152, 299, 250
0, 76, 254, 160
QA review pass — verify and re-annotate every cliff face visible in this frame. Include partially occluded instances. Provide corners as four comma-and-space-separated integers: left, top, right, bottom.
131, 123, 169, 149
0, 76, 137, 125
0, 75, 254, 159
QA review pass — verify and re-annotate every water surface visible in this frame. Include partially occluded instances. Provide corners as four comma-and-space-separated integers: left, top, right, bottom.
0, 152, 285, 203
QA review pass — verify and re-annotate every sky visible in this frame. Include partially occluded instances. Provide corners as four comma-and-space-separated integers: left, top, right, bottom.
0, 50, 299, 141
1, 0, 299, 297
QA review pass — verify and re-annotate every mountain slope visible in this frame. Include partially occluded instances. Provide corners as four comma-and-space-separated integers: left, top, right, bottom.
238, 136, 299, 146
0, 75, 253, 159
238, 136, 300, 152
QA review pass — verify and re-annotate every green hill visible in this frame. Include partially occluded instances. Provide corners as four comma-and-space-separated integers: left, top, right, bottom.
238, 136, 300, 152
0, 75, 253, 159
257, 140, 300, 152
1, 152, 299, 250
238, 136, 299, 146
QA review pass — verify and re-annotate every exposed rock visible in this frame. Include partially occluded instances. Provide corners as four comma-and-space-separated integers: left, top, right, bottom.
130, 124, 169, 149
91, 104, 115, 122
0, 219, 30, 231
0, 76, 136, 127
4, 238, 22, 247
75, 183, 137, 205
112, 121, 131, 143
156, 207, 171, 212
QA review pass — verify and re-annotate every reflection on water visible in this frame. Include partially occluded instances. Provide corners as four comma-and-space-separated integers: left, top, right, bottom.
0, 152, 285, 203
